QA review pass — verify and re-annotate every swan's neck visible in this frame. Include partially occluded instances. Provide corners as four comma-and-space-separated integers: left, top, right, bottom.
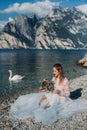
9, 71, 12, 80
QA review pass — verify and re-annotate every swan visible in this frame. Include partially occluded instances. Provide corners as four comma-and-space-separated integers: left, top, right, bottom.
8, 70, 24, 81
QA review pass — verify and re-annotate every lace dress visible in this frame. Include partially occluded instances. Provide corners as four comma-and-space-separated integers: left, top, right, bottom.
43, 77, 70, 106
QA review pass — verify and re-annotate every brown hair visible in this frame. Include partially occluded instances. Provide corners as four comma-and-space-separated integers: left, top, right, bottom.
53, 63, 64, 84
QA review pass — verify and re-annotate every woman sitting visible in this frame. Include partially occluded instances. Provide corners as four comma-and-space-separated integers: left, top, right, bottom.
39, 63, 70, 108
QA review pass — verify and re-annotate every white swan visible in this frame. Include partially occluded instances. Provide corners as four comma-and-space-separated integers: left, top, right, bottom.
8, 70, 24, 81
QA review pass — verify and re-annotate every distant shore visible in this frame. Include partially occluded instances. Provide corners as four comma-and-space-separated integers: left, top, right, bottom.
0, 74, 87, 130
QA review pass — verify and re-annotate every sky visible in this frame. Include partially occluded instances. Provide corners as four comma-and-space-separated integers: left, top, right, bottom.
0, 0, 87, 30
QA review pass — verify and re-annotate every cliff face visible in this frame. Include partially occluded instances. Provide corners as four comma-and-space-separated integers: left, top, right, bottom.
0, 7, 87, 49
35, 7, 87, 49
0, 14, 38, 49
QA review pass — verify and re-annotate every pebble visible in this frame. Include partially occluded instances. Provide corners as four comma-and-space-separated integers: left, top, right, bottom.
0, 75, 87, 130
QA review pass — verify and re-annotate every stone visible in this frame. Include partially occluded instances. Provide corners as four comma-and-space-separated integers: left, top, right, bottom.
77, 54, 87, 67
0, 74, 87, 129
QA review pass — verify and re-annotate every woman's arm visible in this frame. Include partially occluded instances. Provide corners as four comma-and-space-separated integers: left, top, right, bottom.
39, 86, 47, 92
53, 89, 61, 94
62, 78, 70, 96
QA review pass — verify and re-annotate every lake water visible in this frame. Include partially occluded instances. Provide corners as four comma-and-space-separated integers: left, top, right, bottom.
0, 49, 87, 101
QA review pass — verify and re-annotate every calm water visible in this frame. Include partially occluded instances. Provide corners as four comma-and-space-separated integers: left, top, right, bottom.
0, 49, 87, 100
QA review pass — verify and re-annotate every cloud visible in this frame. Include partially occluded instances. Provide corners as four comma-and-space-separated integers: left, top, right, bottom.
0, 17, 13, 31
0, 0, 60, 17
76, 4, 87, 14
0, 21, 7, 31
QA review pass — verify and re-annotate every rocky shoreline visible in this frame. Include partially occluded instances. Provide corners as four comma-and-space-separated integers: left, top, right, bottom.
0, 74, 87, 130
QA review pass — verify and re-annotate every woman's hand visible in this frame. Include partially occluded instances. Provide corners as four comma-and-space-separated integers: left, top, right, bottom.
53, 89, 61, 94
39, 87, 46, 92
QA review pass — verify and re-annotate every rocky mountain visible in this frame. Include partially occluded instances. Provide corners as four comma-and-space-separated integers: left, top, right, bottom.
0, 14, 38, 49
0, 7, 87, 49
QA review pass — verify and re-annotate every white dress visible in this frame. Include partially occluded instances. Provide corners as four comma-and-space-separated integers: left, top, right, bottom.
9, 92, 87, 125
9, 78, 87, 125
44, 77, 70, 106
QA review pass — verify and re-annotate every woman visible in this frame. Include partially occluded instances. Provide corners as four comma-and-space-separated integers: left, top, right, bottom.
9, 63, 71, 124
39, 63, 70, 108
9, 63, 87, 125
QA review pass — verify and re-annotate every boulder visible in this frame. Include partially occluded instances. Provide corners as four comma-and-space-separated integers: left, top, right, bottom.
77, 54, 87, 67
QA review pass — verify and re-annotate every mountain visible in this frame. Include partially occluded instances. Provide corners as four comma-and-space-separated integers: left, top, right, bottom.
35, 7, 87, 49
0, 14, 38, 49
0, 7, 87, 49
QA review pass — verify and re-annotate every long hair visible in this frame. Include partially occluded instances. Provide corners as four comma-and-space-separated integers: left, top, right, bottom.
53, 63, 64, 84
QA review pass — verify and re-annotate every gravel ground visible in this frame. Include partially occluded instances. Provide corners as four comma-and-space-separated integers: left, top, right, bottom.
0, 74, 87, 130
